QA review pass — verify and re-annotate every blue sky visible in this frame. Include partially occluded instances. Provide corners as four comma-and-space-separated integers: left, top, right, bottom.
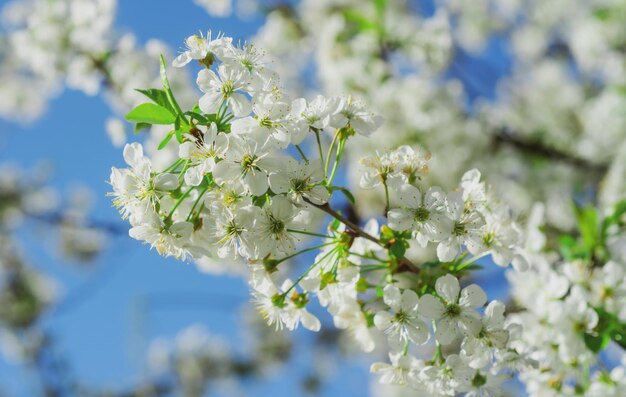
0, 2, 372, 395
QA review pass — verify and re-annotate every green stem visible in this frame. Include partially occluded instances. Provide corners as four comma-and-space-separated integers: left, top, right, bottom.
455, 251, 490, 271
283, 246, 339, 295
383, 181, 390, 216
178, 160, 190, 180
327, 138, 346, 185
295, 145, 309, 163
325, 129, 341, 178
168, 187, 194, 218
162, 158, 184, 173
287, 228, 333, 239
432, 320, 444, 364
314, 129, 325, 173
186, 186, 209, 221
274, 242, 335, 265
348, 251, 387, 263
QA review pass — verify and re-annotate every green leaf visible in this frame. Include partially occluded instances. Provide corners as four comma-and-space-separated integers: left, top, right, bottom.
135, 88, 176, 115
330, 186, 355, 204
342, 9, 377, 31
158, 131, 175, 150
593, 7, 612, 20
559, 235, 582, 261
602, 199, 626, 239
579, 207, 599, 249
134, 122, 151, 134
126, 103, 176, 125
583, 332, 610, 353
184, 111, 209, 124
374, 0, 387, 17
375, 286, 384, 298
587, 307, 626, 352
390, 239, 407, 259
159, 55, 183, 116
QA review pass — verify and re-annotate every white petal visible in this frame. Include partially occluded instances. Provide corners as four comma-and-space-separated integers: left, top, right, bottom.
300, 310, 321, 332
268, 172, 291, 194
459, 312, 482, 336
400, 289, 419, 313
435, 317, 458, 345
383, 284, 402, 311
437, 240, 460, 262
306, 185, 330, 205
398, 184, 422, 208
417, 294, 445, 319
154, 173, 179, 191
199, 91, 222, 114
387, 209, 413, 231
229, 93, 252, 117
407, 319, 430, 345
374, 311, 393, 331
435, 274, 460, 304
184, 165, 205, 186
459, 284, 487, 309
172, 52, 192, 68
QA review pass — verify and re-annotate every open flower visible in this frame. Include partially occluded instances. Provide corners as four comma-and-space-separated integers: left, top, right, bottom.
388, 184, 451, 246
461, 300, 510, 369
212, 135, 277, 196
268, 158, 329, 205
197, 63, 251, 116
179, 123, 228, 186
374, 285, 429, 351
418, 274, 486, 345
253, 196, 300, 258
172, 31, 232, 67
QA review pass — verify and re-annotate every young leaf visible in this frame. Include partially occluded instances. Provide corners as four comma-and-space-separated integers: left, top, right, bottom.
135, 88, 176, 115
159, 55, 183, 116
583, 332, 610, 353
158, 131, 175, 150
134, 122, 151, 134
126, 103, 176, 125
390, 239, 407, 259
374, 0, 387, 17
342, 9, 377, 31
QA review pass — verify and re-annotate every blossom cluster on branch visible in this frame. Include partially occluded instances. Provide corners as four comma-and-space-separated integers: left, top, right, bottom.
110, 32, 536, 396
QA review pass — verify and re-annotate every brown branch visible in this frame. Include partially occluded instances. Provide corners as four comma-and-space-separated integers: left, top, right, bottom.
304, 198, 421, 274
492, 129, 609, 176
304, 198, 381, 245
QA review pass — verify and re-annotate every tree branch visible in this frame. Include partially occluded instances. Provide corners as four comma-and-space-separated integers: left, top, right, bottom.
492, 129, 609, 176
304, 198, 381, 245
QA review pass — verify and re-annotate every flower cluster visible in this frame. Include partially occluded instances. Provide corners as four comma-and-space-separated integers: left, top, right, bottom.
110, 32, 531, 396
505, 203, 626, 396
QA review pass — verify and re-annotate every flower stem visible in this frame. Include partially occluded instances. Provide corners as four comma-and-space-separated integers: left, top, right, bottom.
168, 187, 194, 218
327, 138, 346, 185
314, 129, 325, 172
287, 228, 332, 239
274, 242, 335, 265
383, 181, 390, 216
295, 144, 309, 163
324, 129, 341, 179
282, 245, 339, 295
186, 185, 208, 221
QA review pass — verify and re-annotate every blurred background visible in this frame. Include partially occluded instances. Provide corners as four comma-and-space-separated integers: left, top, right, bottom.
0, 0, 624, 396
